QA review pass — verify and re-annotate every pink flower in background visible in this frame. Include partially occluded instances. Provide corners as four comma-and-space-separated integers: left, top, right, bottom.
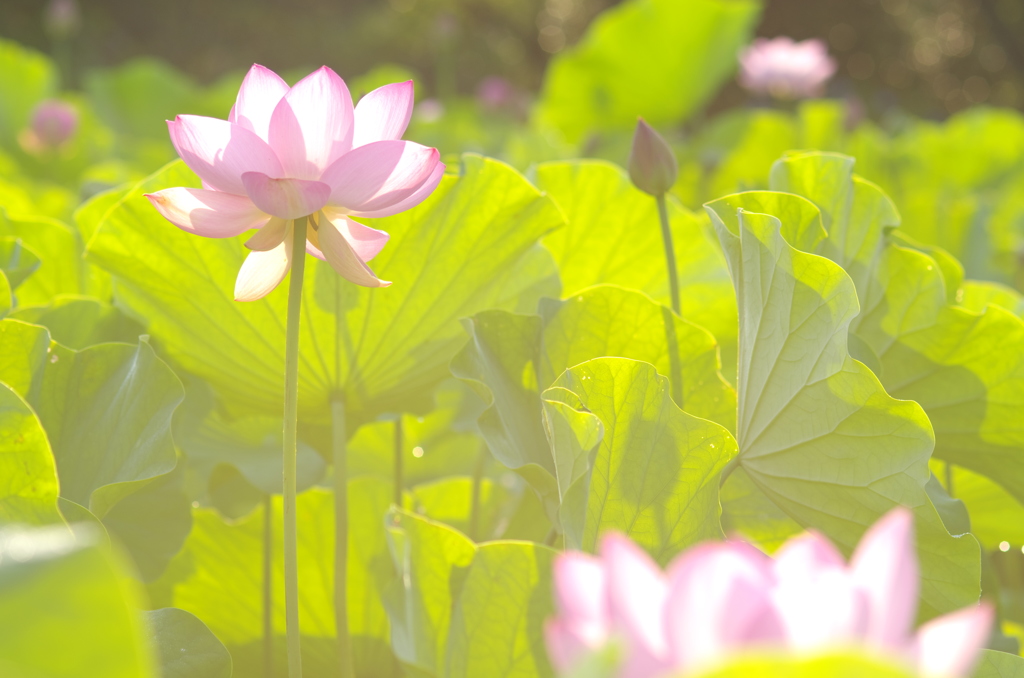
738, 37, 837, 100
546, 508, 992, 678
477, 76, 515, 110
21, 100, 78, 152
146, 64, 445, 301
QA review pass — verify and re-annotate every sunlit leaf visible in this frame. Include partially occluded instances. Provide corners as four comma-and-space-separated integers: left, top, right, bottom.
770, 153, 1024, 524
974, 649, 1024, 677
0, 236, 40, 289
86, 155, 562, 427
446, 541, 556, 678
0, 524, 155, 677
0, 320, 182, 516
0, 381, 61, 525
534, 0, 760, 142
384, 509, 555, 677
535, 161, 737, 363
10, 295, 145, 349
145, 607, 232, 678
544, 358, 737, 560
704, 199, 981, 618
153, 482, 400, 678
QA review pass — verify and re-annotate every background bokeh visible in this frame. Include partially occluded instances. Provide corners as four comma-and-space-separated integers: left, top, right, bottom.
3, 0, 1023, 118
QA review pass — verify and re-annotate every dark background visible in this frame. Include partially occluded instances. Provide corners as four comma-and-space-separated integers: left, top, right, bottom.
3, 0, 1024, 120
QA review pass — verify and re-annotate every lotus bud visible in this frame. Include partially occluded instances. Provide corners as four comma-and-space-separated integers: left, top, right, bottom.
29, 100, 79, 149
44, 0, 81, 39
628, 118, 678, 197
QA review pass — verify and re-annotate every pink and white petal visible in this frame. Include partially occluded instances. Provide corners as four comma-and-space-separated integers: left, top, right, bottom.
553, 552, 608, 627
234, 228, 293, 302
320, 140, 440, 212
665, 542, 783, 672
244, 217, 290, 251
348, 161, 446, 219
851, 508, 919, 649
773, 531, 847, 584
771, 568, 869, 650
352, 80, 415, 147
914, 604, 993, 678
320, 210, 390, 261
267, 66, 354, 179
168, 115, 284, 195
145, 187, 270, 237
544, 619, 603, 673
230, 64, 291, 141
318, 216, 391, 288
241, 172, 331, 220
600, 533, 668, 661
306, 239, 326, 261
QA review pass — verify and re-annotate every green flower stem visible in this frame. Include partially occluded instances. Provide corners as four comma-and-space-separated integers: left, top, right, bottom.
263, 495, 274, 678
469, 443, 487, 541
656, 193, 681, 316
393, 418, 404, 506
283, 216, 308, 678
332, 395, 354, 678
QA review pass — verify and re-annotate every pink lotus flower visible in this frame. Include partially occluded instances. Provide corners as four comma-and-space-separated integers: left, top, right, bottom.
546, 509, 992, 678
146, 64, 445, 301
20, 100, 78, 152
738, 37, 837, 100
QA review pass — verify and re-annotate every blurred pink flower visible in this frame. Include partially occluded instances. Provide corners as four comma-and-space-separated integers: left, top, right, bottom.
738, 37, 837, 100
477, 76, 515, 109
146, 64, 445, 301
546, 509, 992, 678
20, 100, 78, 152
44, 0, 80, 38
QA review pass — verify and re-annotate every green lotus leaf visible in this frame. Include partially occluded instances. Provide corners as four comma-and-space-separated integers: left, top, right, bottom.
384, 508, 555, 677
347, 400, 486, 491
769, 152, 1024, 517
0, 524, 155, 678
534, 0, 759, 142
153, 481, 400, 678
0, 208, 90, 306
959, 280, 1024, 319
0, 319, 182, 517
145, 607, 232, 678
0, 381, 61, 525
10, 295, 145, 349
544, 358, 737, 560
446, 540, 556, 678
103, 465, 192, 582
0, 270, 10, 317
452, 285, 735, 538
703, 201, 980, 618
0, 236, 40, 289
411, 476, 516, 543
535, 161, 737, 365
86, 155, 561, 428
974, 649, 1024, 677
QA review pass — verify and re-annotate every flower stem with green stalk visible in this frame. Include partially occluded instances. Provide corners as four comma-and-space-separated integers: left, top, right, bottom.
656, 193, 681, 316
263, 494, 274, 678
394, 418, 404, 506
283, 216, 308, 678
332, 394, 355, 678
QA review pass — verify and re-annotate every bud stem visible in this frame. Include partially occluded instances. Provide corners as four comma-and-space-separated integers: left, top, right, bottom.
656, 194, 681, 316
283, 216, 308, 678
